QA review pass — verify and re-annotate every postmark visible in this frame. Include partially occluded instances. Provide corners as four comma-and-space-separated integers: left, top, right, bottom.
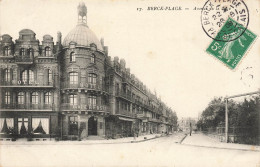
206, 18, 257, 70
201, 0, 249, 42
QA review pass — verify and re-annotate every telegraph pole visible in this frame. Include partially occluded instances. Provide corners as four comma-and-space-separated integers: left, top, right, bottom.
225, 98, 228, 143
224, 90, 260, 143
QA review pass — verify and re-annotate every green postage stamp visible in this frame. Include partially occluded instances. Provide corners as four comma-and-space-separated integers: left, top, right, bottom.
206, 17, 257, 70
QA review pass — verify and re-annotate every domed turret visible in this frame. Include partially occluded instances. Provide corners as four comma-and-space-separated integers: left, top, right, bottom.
63, 2, 103, 51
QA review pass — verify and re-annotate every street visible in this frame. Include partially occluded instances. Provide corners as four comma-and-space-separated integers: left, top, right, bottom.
0, 133, 259, 167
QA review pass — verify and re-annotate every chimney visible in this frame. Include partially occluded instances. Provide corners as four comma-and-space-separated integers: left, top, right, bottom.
100, 38, 104, 47
104, 46, 108, 56
57, 31, 62, 45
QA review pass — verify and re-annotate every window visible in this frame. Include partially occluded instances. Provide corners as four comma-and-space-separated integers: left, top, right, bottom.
28, 48, 34, 57
4, 69, 11, 82
5, 92, 11, 104
31, 92, 39, 104
45, 47, 51, 57
0, 118, 14, 134
47, 69, 52, 85
3, 46, 10, 56
70, 52, 75, 62
44, 92, 52, 104
90, 54, 95, 63
116, 83, 120, 95
88, 73, 97, 84
32, 118, 49, 134
69, 72, 78, 85
22, 70, 28, 83
29, 70, 34, 83
18, 92, 25, 104
20, 48, 25, 56
69, 94, 77, 105
22, 70, 34, 84
18, 118, 28, 135
88, 95, 96, 108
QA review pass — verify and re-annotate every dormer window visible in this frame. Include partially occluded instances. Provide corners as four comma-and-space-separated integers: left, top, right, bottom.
28, 48, 34, 57
45, 47, 51, 57
20, 48, 25, 56
90, 54, 95, 63
3, 46, 10, 56
70, 52, 76, 62
90, 43, 97, 51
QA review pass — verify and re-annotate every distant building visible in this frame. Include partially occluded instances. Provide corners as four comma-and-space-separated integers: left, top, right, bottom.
178, 117, 197, 132
0, 3, 177, 140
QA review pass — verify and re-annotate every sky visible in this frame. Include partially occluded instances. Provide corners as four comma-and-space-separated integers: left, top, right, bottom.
0, 0, 259, 119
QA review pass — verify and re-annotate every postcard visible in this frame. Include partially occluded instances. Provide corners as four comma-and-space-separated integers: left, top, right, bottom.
0, 0, 259, 166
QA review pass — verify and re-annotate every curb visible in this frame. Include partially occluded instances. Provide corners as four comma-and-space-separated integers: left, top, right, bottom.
0, 135, 166, 145
179, 134, 188, 144
130, 135, 164, 143
180, 143, 260, 152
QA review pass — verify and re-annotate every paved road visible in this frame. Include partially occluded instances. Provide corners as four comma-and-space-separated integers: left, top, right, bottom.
0, 134, 259, 167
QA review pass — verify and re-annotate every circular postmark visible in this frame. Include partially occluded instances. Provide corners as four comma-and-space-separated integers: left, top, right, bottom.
201, 0, 249, 42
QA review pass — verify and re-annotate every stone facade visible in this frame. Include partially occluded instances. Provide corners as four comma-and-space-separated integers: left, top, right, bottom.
0, 3, 177, 140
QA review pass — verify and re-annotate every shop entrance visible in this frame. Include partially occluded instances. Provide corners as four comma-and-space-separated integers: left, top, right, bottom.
69, 116, 78, 135
88, 116, 97, 135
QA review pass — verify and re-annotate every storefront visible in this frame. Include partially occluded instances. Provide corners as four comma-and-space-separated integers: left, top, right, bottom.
0, 111, 59, 140
61, 112, 106, 140
105, 115, 135, 139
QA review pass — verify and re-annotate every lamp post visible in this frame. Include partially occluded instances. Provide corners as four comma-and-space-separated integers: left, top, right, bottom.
224, 90, 260, 143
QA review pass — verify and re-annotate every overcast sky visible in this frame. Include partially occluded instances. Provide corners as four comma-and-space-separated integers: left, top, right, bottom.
1, 0, 259, 119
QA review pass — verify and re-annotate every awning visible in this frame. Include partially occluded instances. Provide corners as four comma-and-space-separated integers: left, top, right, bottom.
118, 116, 135, 122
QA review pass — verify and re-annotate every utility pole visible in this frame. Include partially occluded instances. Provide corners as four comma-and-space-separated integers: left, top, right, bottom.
225, 98, 228, 143
224, 90, 260, 143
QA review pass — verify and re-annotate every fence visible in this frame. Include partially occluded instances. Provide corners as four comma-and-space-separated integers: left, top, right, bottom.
201, 127, 260, 145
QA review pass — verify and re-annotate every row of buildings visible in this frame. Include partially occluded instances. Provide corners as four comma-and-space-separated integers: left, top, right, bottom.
0, 2, 177, 140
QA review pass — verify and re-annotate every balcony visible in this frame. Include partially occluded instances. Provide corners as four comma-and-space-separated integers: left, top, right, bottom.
62, 83, 108, 93
0, 103, 54, 111
0, 81, 55, 88
148, 117, 161, 123
60, 103, 108, 112
15, 56, 33, 64
115, 91, 132, 102
115, 109, 136, 118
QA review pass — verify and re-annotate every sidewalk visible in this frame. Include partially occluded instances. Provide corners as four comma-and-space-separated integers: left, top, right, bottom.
181, 132, 260, 152
0, 133, 165, 145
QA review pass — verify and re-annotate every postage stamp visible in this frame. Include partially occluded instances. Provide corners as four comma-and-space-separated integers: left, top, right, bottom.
206, 17, 257, 70
201, 0, 249, 42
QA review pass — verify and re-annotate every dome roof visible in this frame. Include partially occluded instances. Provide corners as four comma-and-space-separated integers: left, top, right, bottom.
63, 23, 103, 51
19, 29, 35, 35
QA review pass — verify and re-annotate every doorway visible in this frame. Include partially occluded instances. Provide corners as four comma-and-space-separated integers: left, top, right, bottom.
88, 116, 97, 135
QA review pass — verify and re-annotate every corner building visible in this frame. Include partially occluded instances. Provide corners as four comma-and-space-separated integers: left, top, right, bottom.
0, 3, 177, 140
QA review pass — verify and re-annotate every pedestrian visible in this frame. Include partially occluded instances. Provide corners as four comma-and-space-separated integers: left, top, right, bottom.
190, 122, 192, 136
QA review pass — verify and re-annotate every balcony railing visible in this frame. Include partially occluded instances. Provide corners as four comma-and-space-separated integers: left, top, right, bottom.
115, 109, 136, 118
0, 81, 55, 87
62, 83, 108, 92
15, 56, 33, 64
60, 103, 108, 112
148, 117, 161, 123
115, 91, 132, 101
0, 103, 54, 110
